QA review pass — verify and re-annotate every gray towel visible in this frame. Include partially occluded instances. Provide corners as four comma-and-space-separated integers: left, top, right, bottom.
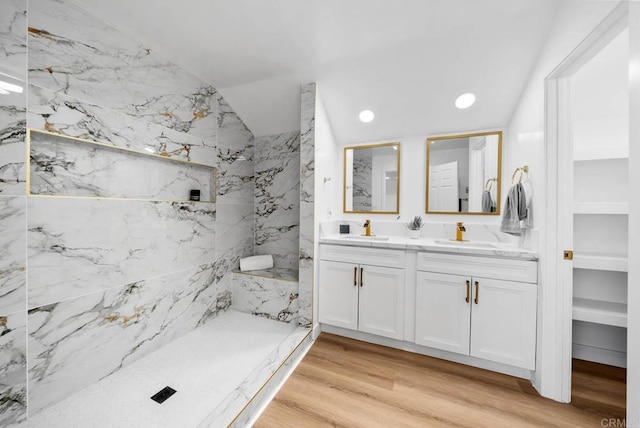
481, 191, 497, 213
481, 191, 492, 213
500, 183, 527, 235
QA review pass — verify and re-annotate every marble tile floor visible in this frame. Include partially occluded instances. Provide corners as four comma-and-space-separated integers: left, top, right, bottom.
27, 310, 309, 428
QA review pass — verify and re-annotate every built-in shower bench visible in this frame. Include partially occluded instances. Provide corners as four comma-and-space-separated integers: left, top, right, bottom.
232, 268, 300, 324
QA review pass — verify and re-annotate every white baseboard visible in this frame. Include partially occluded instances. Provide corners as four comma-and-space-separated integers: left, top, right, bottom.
572, 343, 627, 368
321, 324, 532, 380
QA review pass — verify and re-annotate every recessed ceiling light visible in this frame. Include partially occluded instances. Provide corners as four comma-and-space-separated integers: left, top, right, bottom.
359, 110, 375, 123
455, 93, 476, 109
0, 80, 23, 94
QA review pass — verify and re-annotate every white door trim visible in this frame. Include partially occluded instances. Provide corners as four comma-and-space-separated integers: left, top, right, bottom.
627, 3, 640, 425
542, 1, 628, 403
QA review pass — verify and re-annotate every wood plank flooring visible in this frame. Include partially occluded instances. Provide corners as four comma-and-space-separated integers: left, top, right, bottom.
255, 333, 626, 427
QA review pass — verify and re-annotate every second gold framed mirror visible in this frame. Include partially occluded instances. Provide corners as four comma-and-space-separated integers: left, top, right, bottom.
426, 131, 502, 215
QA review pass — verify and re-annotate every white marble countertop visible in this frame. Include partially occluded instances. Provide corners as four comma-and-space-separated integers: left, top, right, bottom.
320, 234, 539, 260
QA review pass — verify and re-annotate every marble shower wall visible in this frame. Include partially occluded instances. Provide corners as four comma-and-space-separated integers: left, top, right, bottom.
0, 0, 28, 425
215, 93, 255, 295
298, 84, 316, 328
0, 77, 26, 196
28, 0, 217, 140
0, 0, 255, 419
255, 132, 300, 271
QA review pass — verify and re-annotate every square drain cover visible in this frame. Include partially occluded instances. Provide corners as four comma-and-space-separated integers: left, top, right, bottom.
151, 386, 176, 404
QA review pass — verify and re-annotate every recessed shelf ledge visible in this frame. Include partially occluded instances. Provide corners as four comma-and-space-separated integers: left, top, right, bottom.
573, 253, 627, 272
573, 297, 627, 328
28, 128, 216, 202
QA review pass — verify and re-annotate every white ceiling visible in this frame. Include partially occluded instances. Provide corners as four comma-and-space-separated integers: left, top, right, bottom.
69, 0, 562, 143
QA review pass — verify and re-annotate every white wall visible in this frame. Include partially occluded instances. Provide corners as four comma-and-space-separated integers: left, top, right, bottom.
313, 89, 340, 333
573, 29, 629, 157
506, 0, 618, 400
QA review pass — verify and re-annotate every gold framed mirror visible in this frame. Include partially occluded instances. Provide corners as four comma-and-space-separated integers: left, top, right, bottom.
343, 142, 400, 214
426, 131, 502, 215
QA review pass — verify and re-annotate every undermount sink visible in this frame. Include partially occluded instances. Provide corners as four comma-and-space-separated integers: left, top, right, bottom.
433, 239, 497, 249
343, 235, 390, 241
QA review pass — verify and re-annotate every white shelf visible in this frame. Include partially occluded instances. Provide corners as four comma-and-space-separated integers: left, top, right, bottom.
573, 202, 629, 214
574, 147, 628, 161
573, 253, 627, 272
573, 297, 627, 327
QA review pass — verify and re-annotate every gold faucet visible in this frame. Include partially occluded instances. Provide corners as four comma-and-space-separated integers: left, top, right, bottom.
454, 222, 466, 241
363, 219, 373, 237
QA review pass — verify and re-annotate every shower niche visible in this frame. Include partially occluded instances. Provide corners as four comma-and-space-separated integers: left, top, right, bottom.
28, 129, 216, 202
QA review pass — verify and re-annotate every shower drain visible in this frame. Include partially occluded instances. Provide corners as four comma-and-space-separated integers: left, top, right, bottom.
151, 386, 177, 404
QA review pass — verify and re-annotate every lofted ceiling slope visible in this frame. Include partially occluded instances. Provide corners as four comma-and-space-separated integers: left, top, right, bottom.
69, 0, 562, 143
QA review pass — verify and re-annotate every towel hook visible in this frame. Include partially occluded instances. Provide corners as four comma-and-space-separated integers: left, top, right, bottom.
512, 165, 529, 184
484, 177, 497, 191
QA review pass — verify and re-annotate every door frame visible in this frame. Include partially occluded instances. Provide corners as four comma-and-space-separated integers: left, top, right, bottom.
542, 1, 628, 403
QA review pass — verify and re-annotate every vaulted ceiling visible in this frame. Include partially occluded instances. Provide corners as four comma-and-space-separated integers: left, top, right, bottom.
70, 0, 562, 143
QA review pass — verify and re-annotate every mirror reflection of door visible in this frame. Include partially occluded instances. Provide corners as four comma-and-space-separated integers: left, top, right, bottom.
428, 161, 459, 212
383, 170, 397, 211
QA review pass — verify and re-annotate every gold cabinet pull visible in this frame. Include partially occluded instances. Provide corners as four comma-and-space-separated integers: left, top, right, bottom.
474, 281, 479, 304
353, 267, 357, 286
465, 280, 470, 303
360, 267, 364, 287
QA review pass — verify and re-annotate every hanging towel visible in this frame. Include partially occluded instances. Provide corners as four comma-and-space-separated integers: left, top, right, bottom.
481, 191, 496, 213
240, 255, 274, 272
500, 183, 527, 235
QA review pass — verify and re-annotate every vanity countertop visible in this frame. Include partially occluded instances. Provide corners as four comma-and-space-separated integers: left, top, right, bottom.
320, 234, 538, 260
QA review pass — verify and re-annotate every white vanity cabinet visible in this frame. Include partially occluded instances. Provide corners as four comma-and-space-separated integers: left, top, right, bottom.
319, 245, 405, 340
415, 253, 538, 370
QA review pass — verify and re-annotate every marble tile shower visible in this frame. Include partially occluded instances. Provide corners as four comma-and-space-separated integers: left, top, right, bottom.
28, 0, 217, 140
0, 0, 257, 420
298, 83, 316, 328
28, 131, 216, 201
0, 0, 316, 423
255, 131, 301, 272
0, 0, 28, 425
0, 76, 26, 196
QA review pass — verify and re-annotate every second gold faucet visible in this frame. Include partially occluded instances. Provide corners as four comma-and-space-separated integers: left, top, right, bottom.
454, 222, 466, 241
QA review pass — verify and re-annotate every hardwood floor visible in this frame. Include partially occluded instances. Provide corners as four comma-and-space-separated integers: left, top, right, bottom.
255, 333, 626, 427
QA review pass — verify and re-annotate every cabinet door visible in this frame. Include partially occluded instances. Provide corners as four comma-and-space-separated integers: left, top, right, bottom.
415, 272, 471, 354
358, 265, 405, 340
470, 277, 537, 369
318, 261, 359, 330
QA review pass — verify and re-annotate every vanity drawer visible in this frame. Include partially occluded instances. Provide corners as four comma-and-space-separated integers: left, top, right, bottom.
320, 244, 405, 268
417, 252, 537, 283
